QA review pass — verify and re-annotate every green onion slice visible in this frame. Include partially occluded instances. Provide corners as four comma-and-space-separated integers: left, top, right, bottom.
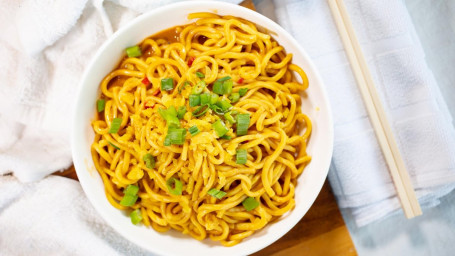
161, 78, 174, 91
195, 71, 205, 78
166, 177, 183, 195
217, 76, 232, 83
126, 46, 142, 58
189, 94, 201, 107
210, 104, 225, 115
143, 153, 155, 169
208, 188, 227, 199
210, 94, 219, 105
229, 92, 240, 103
109, 142, 120, 150
167, 127, 186, 145
239, 88, 248, 96
164, 135, 171, 146
236, 148, 248, 164
97, 99, 105, 112
216, 99, 232, 112
223, 80, 233, 95
220, 135, 232, 140
192, 104, 210, 117
177, 106, 187, 119
130, 209, 143, 225
236, 113, 250, 136
158, 107, 180, 128
192, 81, 206, 94
242, 197, 259, 211
200, 93, 211, 105
124, 185, 139, 196
212, 119, 229, 137
189, 125, 200, 136
120, 195, 138, 206
109, 118, 122, 133
224, 112, 236, 124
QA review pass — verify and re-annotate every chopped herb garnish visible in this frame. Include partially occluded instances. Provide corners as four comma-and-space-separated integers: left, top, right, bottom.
161, 78, 174, 91
166, 177, 183, 195
208, 188, 227, 199
126, 46, 142, 58
236, 148, 247, 164
97, 99, 105, 112
242, 197, 259, 211
109, 118, 122, 133
143, 153, 155, 169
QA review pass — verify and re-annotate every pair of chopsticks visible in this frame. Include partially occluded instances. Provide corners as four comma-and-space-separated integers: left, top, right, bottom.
328, 0, 422, 218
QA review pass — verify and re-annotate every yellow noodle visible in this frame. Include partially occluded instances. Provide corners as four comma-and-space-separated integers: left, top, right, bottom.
91, 14, 312, 246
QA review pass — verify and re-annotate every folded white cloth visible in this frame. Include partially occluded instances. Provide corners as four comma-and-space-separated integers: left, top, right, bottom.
0, 175, 149, 255
274, 0, 455, 226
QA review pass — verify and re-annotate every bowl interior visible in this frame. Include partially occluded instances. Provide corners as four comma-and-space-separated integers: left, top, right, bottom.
71, 2, 333, 256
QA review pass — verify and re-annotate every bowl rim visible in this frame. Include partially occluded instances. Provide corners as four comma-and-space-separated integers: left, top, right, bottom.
71, 1, 334, 255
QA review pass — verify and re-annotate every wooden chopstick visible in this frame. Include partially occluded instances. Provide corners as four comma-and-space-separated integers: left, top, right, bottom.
328, 0, 422, 218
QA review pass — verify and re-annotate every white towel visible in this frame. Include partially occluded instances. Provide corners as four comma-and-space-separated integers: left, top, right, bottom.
0, 175, 150, 255
273, 0, 455, 226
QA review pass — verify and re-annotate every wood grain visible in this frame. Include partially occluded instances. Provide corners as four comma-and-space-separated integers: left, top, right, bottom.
56, 1, 357, 255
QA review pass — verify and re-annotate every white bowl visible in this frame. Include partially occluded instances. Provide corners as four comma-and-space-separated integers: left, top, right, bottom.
71, 1, 333, 255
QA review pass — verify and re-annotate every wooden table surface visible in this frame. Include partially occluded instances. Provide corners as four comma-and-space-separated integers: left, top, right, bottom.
57, 1, 358, 255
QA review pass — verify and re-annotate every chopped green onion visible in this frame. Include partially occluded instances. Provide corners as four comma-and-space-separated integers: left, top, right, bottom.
210, 94, 219, 105
223, 80, 233, 95
177, 106, 187, 119
161, 78, 174, 91
224, 112, 236, 124
200, 93, 211, 105
126, 46, 142, 58
236, 114, 250, 136
164, 135, 171, 146
220, 135, 232, 140
189, 125, 200, 136
97, 99, 105, 112
109, 142, 120, 150
120, 195, 138, 206
213, 80, 224, 95
192, 81, 206, 94
167, 127, 186, 145
178, 81, 190, 94
229, 92, 240, 103
109, 118, 122, 133
208, 188, 227, 199
124, 185, 139, 196
212, 77, 233, 95
212, 119, 229, 137
192, 104, 209, 117
216, 99, 232, 112
130, 209, 142, 225
189, 94, 201, 107
210, 104, 225, 115
166, 177, 183, 195
236, 148, 247, 164
217, 76, 232, 82
195, 71, 205, 78
158, 107, 180, 128
242, 197, 259, 211
239, 88, 248, 96
231, 110, 239, 115
143, 153, 155, 169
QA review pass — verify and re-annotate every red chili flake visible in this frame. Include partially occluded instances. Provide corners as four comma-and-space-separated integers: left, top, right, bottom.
187, 56, 195, 67
152, 89, 160, 96
237, 77, 244, 84
142, 77, 150, 85
144, 101, 154, 109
